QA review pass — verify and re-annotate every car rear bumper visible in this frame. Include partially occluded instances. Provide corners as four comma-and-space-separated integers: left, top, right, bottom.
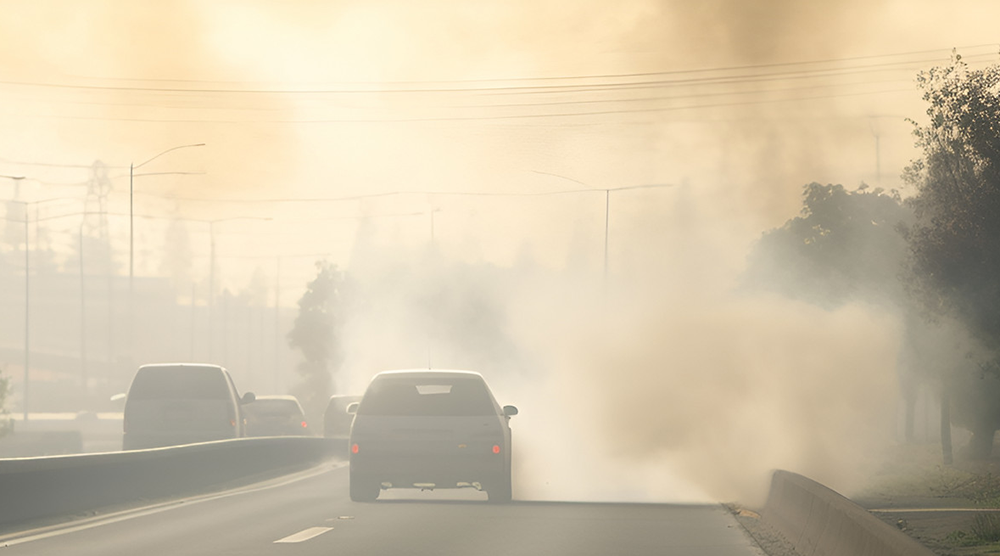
350, 451, 505, 488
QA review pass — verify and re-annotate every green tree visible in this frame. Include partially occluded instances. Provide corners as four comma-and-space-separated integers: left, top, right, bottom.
744, 183, 947, 450
287, 261, 343, 423
744, 182, 912, 308
904, 54, 1000, 458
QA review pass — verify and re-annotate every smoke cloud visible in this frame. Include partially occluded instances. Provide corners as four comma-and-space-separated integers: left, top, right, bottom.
3, 0, 997, 504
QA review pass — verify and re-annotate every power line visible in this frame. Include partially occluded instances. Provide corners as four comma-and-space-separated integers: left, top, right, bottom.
28, 84, 915, 126
0, 156, 124, 170
29, 43, 1000, 89
1, 46, 995, 97
130, 184, 675, 205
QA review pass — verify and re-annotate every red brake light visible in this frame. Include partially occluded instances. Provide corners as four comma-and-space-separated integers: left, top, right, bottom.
492, 444, 501, 454
301, 421, 308, 428
352, 443, 359, 454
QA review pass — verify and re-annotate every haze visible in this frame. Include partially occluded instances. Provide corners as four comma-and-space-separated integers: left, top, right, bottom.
0, 0, 997, 505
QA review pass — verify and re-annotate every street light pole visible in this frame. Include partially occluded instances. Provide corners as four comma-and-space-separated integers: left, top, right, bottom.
604, 189, 610, 285
530, 171, 675, 286
129, 162, 134, 294
128, 142, 204, 363
22, 202, 28, 420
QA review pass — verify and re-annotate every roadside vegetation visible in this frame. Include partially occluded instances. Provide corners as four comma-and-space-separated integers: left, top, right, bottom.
745, 52, 1000, 465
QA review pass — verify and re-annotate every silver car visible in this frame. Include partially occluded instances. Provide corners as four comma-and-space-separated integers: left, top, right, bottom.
243, 395, 310, 437
122, 363, 255, 450
348, 370, 518, 503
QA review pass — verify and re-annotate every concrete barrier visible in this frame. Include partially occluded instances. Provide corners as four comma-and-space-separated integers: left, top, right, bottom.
0, 436, 346, 530
763, 470, 935, 556
0, 430, 84, 457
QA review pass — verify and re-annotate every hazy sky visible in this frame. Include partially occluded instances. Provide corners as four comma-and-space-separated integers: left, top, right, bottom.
1, 1, 998, 290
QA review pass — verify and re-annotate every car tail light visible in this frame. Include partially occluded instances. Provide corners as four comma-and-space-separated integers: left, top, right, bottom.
352, 443, 359, 454
301, 421, 308, 428
492, 444, 501, 454
229, 419, 236, 427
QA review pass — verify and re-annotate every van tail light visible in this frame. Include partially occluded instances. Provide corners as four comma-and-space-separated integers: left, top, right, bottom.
352, 443, 359, 454
301, 421, 308, 428
492, 444, 501, 454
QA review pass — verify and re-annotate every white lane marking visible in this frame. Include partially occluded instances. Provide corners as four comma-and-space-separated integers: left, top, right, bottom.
869, 507, 1000, 513
0, 461, 347, 547
274, 526, 333, 544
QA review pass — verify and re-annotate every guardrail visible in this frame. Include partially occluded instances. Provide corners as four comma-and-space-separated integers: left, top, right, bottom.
0, 436, 346, 530
763, 469, 935, 556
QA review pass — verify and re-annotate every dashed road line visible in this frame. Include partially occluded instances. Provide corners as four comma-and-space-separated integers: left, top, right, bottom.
869, 508, 1000, 513
274, 527, 333, 543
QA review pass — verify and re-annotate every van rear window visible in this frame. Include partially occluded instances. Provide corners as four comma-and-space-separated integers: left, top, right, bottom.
127, 366, 231, 400
359, 377, 495, 416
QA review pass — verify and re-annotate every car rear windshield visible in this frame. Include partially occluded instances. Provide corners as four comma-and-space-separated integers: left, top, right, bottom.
127, 366, 231, 400
359, 377, 495, 416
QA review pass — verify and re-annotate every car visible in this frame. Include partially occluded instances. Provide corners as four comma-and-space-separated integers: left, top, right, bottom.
243, 395, 310, 437
323, 394, 361, 438
122, 363, 255, 450
347, 369, 518, 503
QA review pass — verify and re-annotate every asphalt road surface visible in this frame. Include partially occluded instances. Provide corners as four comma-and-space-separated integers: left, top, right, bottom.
0, 463, 765, 555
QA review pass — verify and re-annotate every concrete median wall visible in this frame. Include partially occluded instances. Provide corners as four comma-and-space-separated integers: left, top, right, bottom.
763, 469, 934, 556
0, 436, 346, 530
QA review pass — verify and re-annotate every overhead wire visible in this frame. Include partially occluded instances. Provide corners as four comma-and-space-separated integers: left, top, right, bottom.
4, 44, 994, 94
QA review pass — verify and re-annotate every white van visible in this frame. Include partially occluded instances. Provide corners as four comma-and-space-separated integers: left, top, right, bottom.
348, 370, 517, 503
122, 363, 255, 450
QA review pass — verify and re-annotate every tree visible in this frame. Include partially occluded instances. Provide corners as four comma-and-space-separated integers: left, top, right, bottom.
287, 261, 343, 423
904, 53, 1000, 458
744, 183, 948, 451
744, 182, 912, 308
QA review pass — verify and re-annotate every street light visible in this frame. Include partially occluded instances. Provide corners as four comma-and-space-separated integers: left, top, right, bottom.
600, 183, 676, 284
128, 143, 204, 368
130, 143, 205, 294
531, 171, 675, 283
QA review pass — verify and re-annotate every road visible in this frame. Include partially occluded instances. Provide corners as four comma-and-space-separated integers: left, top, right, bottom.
0, 463, 764, 555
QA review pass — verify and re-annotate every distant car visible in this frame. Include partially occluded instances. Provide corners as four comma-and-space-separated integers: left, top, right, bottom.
323, 394, 361, 438
122, 363, 255, 451
348, 370, 518, 503
244, 395, 310, 437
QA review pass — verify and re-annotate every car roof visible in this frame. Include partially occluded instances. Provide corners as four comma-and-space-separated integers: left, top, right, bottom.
372, 369, 485, 380
137, 363, 225, 371
253, 395, 300, 402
